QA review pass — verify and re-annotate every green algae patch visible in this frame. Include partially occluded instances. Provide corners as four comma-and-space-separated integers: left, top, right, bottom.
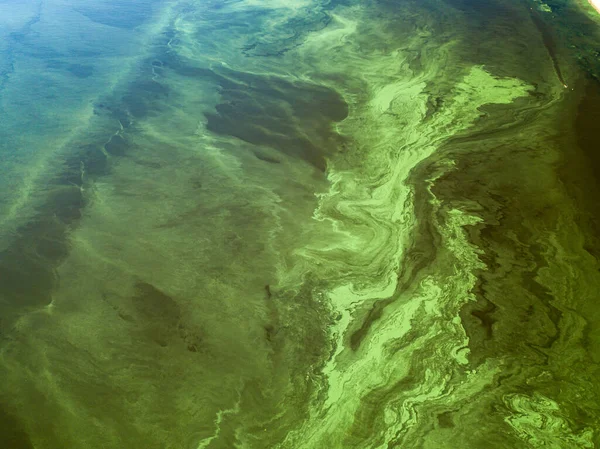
455, 66, 533, 108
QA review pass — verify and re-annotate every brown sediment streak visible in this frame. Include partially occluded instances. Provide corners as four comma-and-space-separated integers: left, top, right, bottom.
529, 8, 568, 87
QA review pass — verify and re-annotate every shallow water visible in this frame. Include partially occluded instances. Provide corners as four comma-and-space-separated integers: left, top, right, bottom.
1, 0, 599, 448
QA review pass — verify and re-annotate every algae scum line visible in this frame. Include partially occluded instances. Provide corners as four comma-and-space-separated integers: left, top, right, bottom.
1, 0, 600, 448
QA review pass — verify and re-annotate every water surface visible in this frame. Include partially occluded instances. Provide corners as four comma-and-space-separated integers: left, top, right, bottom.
1, 0, 599, 448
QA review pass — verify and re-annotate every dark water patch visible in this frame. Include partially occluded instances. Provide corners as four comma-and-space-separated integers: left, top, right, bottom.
45, 59, 65, 70
253, 151, 281, 164
556, 79, 600, 366
0, 97, 146, 329
43, 61, 93, 79
74, 2, 157, 29
0, 147, 106, 307
575, 79, 600, 192
129, 282, 209, 352
437, 411, 455, 428
416, 0, 555, 87
0, 4, 40, 90
349, 299, 390, 351
134, 79, 169, 96
42, 59, 94, 79
48, 186, 85, 223
68, 64, 94, 79
132, 282, 181, 323
157, 52, 210, 78
218, 68, 348, 121
529, 8, 567, 86
70, 49, 103, 58
0, 145, 105, 310
52, 143, 110, 189
105, 135, 128, 156
6, 5, 41, 45
557, 75, 600, 263
107, 108, 133, 129
8, 31, 29, 44
131, 158, 163, 169
71, 144, 111, 177
439, 0, 515, 18
0, 403, 34, 449
54, 161, 85, 187
426, 100, 579, 370
120, 79, 169, 119
208, 104, 328, 169
19, 46, 65, 60
203, 68, 348, 170
161, 28, 176, 44
0, 218, 65, 310
526, 0, 600, 80
468, 294, 497, 339
120, 94, 149, 119
424, 95, 444, 121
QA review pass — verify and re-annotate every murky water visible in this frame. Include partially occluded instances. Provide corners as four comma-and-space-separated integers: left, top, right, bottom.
1, 0, 599, 447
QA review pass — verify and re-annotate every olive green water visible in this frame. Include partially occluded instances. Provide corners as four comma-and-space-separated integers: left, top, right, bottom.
1, 0, 600, 448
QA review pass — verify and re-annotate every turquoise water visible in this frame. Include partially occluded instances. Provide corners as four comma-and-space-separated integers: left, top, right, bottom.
0, 0, 162, 244
1, 0, 600, 447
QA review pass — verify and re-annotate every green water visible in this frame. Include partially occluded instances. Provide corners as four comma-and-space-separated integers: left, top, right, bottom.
1, 0, 599, 447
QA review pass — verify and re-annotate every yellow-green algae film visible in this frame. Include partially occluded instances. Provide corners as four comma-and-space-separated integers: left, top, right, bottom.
1, 0, 600, 448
